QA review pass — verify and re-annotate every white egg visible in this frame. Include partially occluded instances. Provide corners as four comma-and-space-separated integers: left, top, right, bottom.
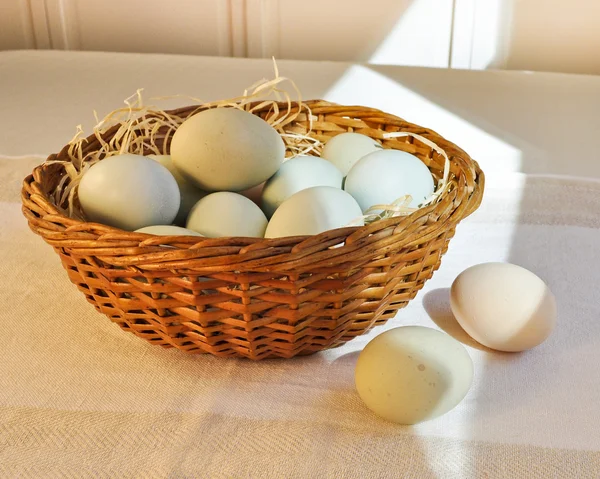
147, 154, 207, 225
344, 149, 435, 212
261, 155, 343, 218
355, 326, 473, 425
171, 108, 285, 192
264, 186, 363, 238
135, 225, 203, 236
450, 263, 557, 352
321, 132, 382, 176
78, 154, 180, 231
186, 192, 268, 238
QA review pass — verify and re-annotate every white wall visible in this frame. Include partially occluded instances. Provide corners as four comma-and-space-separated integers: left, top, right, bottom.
1, 0, 599, 75
504, 0, 600, 75
246, 0, 454, 68
0, 0, 36, 49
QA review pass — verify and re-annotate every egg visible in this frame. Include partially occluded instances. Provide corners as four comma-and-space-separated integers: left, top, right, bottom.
321, 132, 382, 176
264, 186, 363, 238
147, 154, 207, 225
450, 263, 557, 352
186, 192, 268, 238
171, 107, 285, 192
344, 149, 435, 212
135, 225, 203, 236
355, 326, 473, 425
78, 154, 180, 231
261, 155, 343, 218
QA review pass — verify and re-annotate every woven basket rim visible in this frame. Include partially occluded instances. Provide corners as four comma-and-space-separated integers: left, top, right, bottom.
21, 99, 484, 273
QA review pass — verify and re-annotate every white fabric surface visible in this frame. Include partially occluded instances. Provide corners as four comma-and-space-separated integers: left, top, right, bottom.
1, 51, 600, 478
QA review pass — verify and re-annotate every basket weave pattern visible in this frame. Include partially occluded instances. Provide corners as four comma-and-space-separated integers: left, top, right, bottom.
21, 101, 484, 359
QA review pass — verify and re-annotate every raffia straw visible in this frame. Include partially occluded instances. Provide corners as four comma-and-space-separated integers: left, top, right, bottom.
151, 58, 319, 155
44, 58, 319, 215
44, 59, 452, 226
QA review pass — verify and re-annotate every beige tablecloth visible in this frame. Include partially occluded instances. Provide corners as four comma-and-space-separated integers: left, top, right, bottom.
3, 157, 600, 478
2, 51, 600, 478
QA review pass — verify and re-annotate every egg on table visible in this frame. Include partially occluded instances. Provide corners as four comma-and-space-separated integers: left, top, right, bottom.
261, 155, 343, 218
171, 107, 285, 192
186, 192, 268, 238
78, 154, 180, 231
344, 149, 435, 212
147, 154, 207, 225
355, 326, 474, 425
450, 262, 557, 352
321, 132, 382, 176
264, 186, 363, 238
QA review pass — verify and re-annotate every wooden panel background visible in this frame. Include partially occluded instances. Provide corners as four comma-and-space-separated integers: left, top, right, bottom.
42, 0, 232, 55
1, 0, 599, 74
0, 0, 36, 50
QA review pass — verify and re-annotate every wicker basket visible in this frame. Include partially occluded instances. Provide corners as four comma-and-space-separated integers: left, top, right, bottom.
21, 100, 484, 360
